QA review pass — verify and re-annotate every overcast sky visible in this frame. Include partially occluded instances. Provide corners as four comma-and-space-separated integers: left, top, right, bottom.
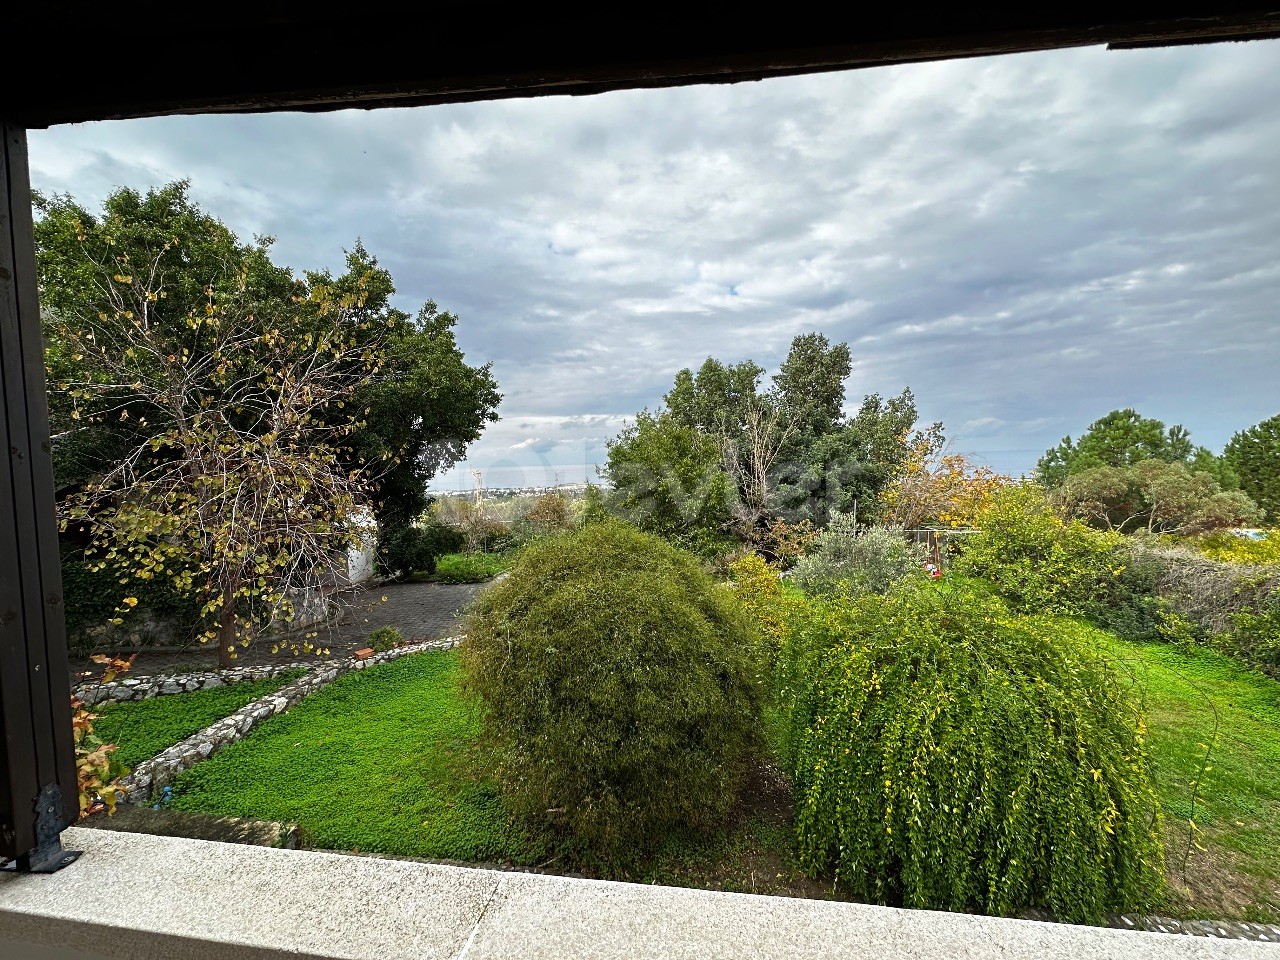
28, 42, 1280, 490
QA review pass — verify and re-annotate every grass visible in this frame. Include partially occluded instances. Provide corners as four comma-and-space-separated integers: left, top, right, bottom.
424, 551, 514, 583
94, 672, 302, 770
1095, 629, 1280, 921
167, 652, 542, 862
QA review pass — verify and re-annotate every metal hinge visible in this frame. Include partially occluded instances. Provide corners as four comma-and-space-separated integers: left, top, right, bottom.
1, 783, 81, 873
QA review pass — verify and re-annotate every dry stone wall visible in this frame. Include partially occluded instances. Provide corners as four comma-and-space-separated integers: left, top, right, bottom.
74, 662, 306, 706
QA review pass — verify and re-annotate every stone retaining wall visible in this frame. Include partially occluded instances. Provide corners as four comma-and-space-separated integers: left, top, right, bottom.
119, 637, 462, 804
74, 662, 309, 706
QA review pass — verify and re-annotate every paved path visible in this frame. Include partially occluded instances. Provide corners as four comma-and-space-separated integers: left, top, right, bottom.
77, 581, 482, 678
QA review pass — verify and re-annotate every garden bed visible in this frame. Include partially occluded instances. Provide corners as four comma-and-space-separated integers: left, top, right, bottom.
139, 638, 1280, 923
410, 551, 514, 584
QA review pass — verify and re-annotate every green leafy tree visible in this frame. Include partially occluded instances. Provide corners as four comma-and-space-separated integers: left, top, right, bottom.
607, 334, 925, 541
770, 332, 851, 438
600, 410, 737, 556
296, 244, 500, 529
1036, 409, 1225, 488
664, 357, 764, 439
1224, 413, 1280, 522
772, 389, 927, 526
1055, 460, 1262, 536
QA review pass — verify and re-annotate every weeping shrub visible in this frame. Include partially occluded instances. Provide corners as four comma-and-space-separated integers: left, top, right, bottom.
778, 582, 1163, 923
461, 521, 763, 862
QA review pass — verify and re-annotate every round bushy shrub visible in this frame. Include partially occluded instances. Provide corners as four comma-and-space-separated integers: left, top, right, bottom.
954, 486, 1122, 615
792, 515, 926, 596
779, 582, 1163, 923
461, 521, 763, 860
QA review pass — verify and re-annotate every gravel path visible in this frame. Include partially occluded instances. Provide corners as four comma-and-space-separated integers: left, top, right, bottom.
75, 581, 482, 678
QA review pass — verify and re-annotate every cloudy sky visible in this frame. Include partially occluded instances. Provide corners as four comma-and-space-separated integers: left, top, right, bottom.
28, 42, 1280, 490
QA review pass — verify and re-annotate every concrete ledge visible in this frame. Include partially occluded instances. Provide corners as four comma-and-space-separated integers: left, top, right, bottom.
1, 829, 1275, 960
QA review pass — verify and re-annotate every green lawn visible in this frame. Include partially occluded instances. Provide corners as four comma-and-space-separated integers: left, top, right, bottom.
95, 672, 302, 769
1096, 631, 1280, 921
168, 652, 544, 863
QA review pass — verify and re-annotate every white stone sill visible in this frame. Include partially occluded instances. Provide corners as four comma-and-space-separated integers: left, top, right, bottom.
0, 828, 1273, 959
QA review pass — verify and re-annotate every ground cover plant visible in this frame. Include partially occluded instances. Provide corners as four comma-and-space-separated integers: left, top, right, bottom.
423, 551, 514, 583
462, 521, 763, 863
94, 671, 301, 769
776, 581, 1164, 924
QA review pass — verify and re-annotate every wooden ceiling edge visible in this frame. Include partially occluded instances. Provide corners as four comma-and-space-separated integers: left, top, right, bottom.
10, 18, 1280, 127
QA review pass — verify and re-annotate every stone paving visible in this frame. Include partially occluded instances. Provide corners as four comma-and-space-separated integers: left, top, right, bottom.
74, 581, 482, 678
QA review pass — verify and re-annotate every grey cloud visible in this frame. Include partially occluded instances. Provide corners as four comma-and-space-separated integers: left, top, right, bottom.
28, 42, 1280, 487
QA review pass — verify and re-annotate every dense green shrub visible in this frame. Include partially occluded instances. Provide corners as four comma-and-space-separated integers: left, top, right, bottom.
368, 626, 404, 652
1085, 545, 1170, 644
1226, 593, 1280, 676
792, 515, 926, 596
423, 522, 467, 558
954, 486, 1122, 615
777, 583, 1163, 923
378, 526, 439, 578
461, 521, 763, 861
378, 523, 467, 579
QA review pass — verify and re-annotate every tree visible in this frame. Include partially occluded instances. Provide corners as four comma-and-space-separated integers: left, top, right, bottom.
881, 441, 1010, 530
38, 183, 501, 658
772, 389, 929, 526
51, 251, 378, 667
770, 332, 851, 438
1054, 460, 1262, 536
38, 185, 500, 531
600, 410, 736, 556
299, 245, 500, 528
606, 334, 926, 541
664, 357, 764, 439
1036, 409, 1200, 487
1224, 414, 1280, 522
37, 183, 299, 491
